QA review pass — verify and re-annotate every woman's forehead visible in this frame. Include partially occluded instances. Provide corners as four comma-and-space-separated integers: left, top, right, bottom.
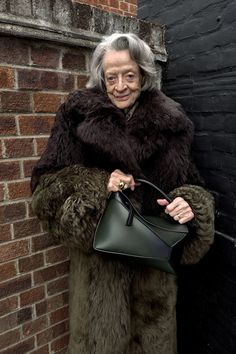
102, 50, 139, 73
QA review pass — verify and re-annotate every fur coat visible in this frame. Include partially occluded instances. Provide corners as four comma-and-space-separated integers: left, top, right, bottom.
31, 88, 215, 354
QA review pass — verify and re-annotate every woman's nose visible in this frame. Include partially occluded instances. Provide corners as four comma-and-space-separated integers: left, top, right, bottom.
115, 76, 127, 91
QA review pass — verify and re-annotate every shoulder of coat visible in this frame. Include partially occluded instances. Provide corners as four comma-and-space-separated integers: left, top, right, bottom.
139, 89, 193, 133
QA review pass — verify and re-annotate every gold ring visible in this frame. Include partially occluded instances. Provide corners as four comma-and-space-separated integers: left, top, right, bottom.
118, 181, 125, 190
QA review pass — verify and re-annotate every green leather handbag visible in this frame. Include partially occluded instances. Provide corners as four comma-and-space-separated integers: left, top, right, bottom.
93, 179, 189, 274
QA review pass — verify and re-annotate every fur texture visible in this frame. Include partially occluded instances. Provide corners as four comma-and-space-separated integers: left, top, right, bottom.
31, 88, 215, 354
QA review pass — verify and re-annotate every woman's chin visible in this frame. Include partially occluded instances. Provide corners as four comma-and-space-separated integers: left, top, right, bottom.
115, 102, 130, 109
113, 99, 133, 110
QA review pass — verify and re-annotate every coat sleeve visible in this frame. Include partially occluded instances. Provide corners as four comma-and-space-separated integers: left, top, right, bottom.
31, 165, 110, 252
169, 185, 215, 264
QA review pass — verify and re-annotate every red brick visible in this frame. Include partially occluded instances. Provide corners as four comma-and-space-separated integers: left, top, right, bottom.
19, 253, 44, 273
0, 274, 31, 300
36, 300, 47, 317
0, 337, 35, 354
51, 333, 69, 352
0, 224, 12, 243
102, 5, 123, 14
18, 307, 32, 323
17, 69, 75, 91
0, 202, 26, 223
126, 0, 137, 4
0, 239, 29, 263
0, 37, 29, 65
17, 69, 41, 90
23, 159, 39, 178
62, 51, 86, 71
0, 312, 16, 334
13, 218, 41, 239
0, 115, 17, 135
34, 93, 63, 113
0, 328, 21, 351
119, 1, 129, 11
77, 75, 88, 89
4, 138, 34, 158
41, 72, 75, 92
34, 261, 69, 285
129, 3, 137, 14
8, 180, 31, 200
0, 161, 21, 181
20, 286, 45, 307
0, 307, 32, 333
98, 0, 109, 5
47, 276, 69, 296
19, 115, 55, 135
0, 67, 14, 89
46, 246, 69, 265
32, 233, 58, 252
0, 261, 17, 282
109, 0, 119, 8
0, 92, 31, 113
30, 345, 49, 354
31, 45, 60, 69
36, 321, 69, 347
49, 305, 69, 325
36, 137, 49, 156
23, 315, 48, 337
0, 296, 18, 317
36, 291, 69, 317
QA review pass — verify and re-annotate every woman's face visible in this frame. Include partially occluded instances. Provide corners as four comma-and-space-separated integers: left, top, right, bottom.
102, 50, 142, 110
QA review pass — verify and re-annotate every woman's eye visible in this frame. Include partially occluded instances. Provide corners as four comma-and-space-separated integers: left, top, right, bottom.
126, 74, 135, 81
106, 76, 116, 83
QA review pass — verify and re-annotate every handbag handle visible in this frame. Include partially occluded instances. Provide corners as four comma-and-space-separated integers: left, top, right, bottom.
117, 178, 173, 227
135, 178, 172, 203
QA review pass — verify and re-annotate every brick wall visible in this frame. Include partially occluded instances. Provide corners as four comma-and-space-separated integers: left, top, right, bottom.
0, 1, 164, 352
73, 0, 137, 16
0, 35, 89, 354
138, 1, 236, 353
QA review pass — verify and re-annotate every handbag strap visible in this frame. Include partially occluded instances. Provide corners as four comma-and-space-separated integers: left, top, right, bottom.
135, 178, 172, 203
116, 179, 174, 228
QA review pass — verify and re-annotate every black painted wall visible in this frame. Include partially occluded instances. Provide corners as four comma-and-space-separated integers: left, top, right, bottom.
138, 1, 236, 354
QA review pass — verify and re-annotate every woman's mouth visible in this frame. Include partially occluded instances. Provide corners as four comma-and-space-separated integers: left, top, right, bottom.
115, 95, 130, 101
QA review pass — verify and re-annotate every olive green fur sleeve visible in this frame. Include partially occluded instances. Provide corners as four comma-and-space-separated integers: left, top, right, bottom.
31, 165, 110, 251
169, 185, 215, 264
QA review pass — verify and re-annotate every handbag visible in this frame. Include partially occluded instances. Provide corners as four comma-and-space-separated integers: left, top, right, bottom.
93, 178, 189, 274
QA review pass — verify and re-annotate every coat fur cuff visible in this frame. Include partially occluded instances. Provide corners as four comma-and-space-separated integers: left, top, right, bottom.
169, 185, 215, 264
32, 165, 109, 251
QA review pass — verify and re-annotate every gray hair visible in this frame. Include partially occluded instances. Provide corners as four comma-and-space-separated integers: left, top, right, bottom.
86, 33, 159, 91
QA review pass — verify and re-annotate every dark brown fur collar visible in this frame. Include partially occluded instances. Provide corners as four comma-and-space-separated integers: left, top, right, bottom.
66, 87, 193, 134
66, 87, 193, 168
31, 88, 195, 193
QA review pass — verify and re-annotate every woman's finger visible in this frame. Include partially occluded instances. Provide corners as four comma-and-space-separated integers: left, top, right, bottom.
107, 171, 135, 192
157, 199, 169, 206
177, 210, 194, 224
165, 197, 187, 213
160, 197, 194, 224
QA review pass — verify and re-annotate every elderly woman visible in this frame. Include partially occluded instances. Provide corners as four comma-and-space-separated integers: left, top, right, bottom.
31, 33, 214, 354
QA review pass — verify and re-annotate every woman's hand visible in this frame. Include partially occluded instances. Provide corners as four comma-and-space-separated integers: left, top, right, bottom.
157, 197, 194, 224
107, 169, 135, 192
